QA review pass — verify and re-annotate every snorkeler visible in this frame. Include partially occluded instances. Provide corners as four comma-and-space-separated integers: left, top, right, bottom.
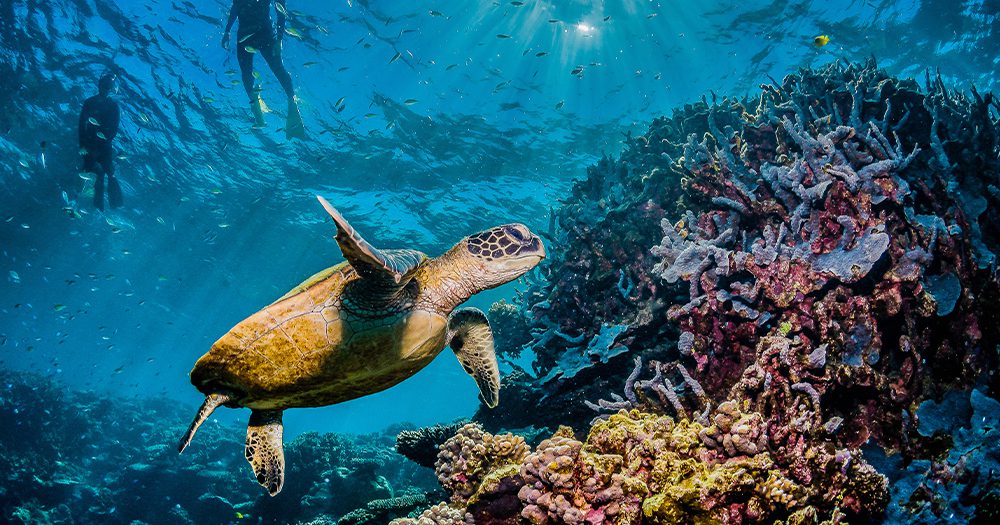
79, 72, 123, 211
222, 0, 306, 139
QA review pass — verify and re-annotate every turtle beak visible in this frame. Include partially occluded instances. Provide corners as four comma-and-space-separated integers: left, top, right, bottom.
533, 235, 546, 259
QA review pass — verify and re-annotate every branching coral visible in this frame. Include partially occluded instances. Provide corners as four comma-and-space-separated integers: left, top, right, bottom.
397, 422, 469, 469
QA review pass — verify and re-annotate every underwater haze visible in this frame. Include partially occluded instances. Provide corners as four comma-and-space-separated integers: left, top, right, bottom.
2, 0, 1000, 524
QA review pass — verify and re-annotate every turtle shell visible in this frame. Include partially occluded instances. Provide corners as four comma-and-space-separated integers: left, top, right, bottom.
189, 261, 448, 410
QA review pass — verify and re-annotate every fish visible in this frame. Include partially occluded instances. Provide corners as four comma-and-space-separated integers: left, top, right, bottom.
604, 15, 611, 21
555, 100, 565, 109
570, 65, 584, 76
338, 66, 350, 72
404, 99, 418, 105
446, 64, 458, 70
284, 27, 303, 39
364, 113, 377, 118
87, 117, 100, 126
54, 304, 66, 312
389, 51, 401, 63
496, 34, 511, 39
239, 33, 255, 43
274, 2, 287, 16
548, 19, 559, 23
303, 61, 319, 67
244, 46, 258, 53
814, 34, 830, 47
535, 51, 548, 57
429, 10, 445, 16
96, 132, 107, 140
511, 1, 524, 5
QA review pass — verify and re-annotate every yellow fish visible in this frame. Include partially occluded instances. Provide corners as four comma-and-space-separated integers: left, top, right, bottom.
814, 34, 830, 47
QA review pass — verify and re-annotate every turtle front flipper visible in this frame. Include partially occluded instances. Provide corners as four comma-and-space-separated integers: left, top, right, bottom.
246, 409, 285, 496
447, 307, 500, 408
316, 195, 426, 284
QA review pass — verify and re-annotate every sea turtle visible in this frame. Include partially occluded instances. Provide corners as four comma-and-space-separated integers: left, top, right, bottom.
177, 196, 545, 496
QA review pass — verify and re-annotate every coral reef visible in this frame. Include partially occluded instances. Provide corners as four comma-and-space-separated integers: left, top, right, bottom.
389, 502, 473, 525
397, 422, 470, 469
434, 423, 530, 505
496, 59, 1000, 435
469, 59, 1000, 522
0, 369, 438, 525
874, 387, 1000, 524
420, 409, 886, 524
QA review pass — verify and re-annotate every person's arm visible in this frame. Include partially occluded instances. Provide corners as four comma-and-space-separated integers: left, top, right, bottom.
222, 0, 238, 48
275, 0, 286, 40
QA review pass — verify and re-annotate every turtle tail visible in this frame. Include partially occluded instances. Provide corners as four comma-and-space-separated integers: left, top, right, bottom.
178, 392, 232, 453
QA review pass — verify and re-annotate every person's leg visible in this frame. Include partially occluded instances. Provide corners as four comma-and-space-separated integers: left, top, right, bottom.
260, 41, 294, 100
93, 164, 105, 210
237, 44, 256, 101
105, 153, 123, 208
238, 44, 267, 128
261, 40, 305, 138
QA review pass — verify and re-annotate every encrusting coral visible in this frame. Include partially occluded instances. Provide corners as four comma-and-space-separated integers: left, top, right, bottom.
421, 409, 886, 524
435, 423, 530, 506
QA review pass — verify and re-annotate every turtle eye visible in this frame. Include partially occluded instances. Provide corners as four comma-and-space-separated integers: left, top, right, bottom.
506, 225, 527, 242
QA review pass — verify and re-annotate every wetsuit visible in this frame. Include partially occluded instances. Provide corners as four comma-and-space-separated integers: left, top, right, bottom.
79, 94, 122, 210
226, 0, 294, 101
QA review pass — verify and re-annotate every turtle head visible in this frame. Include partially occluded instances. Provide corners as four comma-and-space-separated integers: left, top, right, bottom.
459, 223, 546, 289
423, 223, 544, 311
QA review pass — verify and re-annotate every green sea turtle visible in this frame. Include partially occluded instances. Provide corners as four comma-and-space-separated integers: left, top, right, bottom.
178, 196, 545, 495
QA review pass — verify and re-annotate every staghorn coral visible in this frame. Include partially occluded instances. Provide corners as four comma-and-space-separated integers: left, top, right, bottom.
397, 422, 469, 469
335, 494, 431, 525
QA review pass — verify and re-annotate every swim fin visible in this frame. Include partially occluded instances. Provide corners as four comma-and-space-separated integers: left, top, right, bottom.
251, 98, 266, 129
285, 98, 306, 140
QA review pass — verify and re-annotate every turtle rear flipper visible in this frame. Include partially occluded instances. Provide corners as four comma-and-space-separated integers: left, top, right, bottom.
246, 409, 285, 496
178, 392, 232, 453
447, 307, 500, 408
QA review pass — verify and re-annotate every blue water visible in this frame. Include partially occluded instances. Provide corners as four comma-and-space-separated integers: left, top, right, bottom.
0, 1, 998, 522
2, 0, 997, 435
